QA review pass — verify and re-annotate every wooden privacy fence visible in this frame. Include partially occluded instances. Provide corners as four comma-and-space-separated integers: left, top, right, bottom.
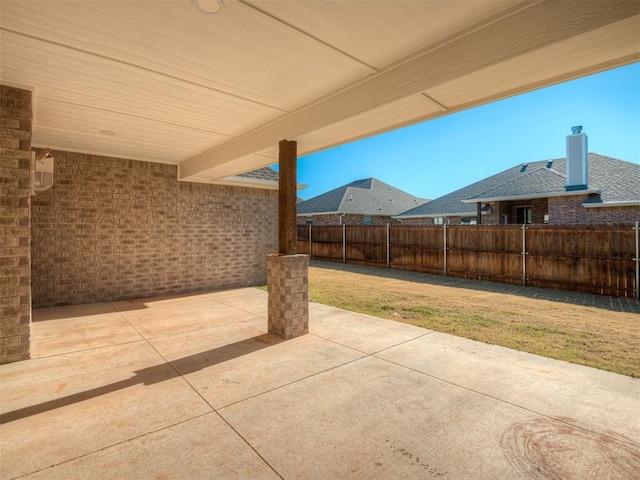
297, 223, 640, 298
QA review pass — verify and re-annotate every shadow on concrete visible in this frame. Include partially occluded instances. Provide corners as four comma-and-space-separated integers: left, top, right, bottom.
0, 334, 281, 424
310, 260, 640, 314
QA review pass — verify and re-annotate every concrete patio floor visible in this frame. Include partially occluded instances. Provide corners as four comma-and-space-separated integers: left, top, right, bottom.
1, 287, 639, 479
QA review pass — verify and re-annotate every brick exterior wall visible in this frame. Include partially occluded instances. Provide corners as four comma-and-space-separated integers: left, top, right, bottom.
549, 195, 640, 224
297, 213, 402, 226
31, 150, 278, 307
402, 197, 638, 226
486, 198, 549, 224
267, 254, 309, 339
401, 216, 473, 226
1, 86, 32, 364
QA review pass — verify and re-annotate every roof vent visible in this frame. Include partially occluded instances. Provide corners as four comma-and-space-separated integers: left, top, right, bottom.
566, 126, 588, 191
520, 164, 528, 173
546, 161, 553, 169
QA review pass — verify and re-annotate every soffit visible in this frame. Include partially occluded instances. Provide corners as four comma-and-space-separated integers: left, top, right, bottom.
1, 0, 638, 183
241, 0, 520, 70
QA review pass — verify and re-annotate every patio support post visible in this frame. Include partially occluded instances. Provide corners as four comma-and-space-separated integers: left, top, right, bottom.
267, 140, 309, 339
476, 202, 482, 225
278, 140, 297, 255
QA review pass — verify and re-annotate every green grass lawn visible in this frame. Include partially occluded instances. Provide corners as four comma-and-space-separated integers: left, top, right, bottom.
258, 266, 640, 378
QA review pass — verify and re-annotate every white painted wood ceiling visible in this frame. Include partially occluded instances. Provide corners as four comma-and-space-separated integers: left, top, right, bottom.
1, 0, 638, 183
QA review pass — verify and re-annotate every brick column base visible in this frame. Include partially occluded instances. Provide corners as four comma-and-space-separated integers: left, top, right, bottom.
267, 254, 309, 339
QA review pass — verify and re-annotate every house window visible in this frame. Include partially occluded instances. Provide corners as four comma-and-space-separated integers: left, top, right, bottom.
363, 216, 373, 225
433, 217, 443, 225
516, 206, 532, 224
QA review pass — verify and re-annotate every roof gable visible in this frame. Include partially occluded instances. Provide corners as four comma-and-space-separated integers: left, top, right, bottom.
398, 154, 640, 218
466, 162, 568, 200
585, 154, 640, 203
398, 163, 529, 217
298, 177, 427, 216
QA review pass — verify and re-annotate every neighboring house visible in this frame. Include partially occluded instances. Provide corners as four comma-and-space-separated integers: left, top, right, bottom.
396, 130, 640, 225
297, 178, 428, 225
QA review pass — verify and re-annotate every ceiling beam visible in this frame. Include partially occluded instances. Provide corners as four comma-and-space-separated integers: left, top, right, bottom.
178, 0, 640, 180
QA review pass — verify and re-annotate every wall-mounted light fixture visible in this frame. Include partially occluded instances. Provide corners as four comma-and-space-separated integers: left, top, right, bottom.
31, 148, 54, 194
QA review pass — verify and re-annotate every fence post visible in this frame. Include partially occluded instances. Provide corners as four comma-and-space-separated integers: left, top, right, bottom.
343, 224, 346, 263
386, 224, 390, 268
309, 224, 312, 260
521, 224, 527, 286
443, 224, 447, 275
635, 221, 639, 299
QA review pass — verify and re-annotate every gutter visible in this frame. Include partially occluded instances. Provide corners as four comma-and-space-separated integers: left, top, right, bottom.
298, 211, 403, 217
583, 200, 640, 208
297, 211, 340, 217
461, 188, 601, 204
392, 211, 475, 219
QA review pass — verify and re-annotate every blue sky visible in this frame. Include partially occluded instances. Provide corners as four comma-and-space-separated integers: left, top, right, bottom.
294, 62, 639, 201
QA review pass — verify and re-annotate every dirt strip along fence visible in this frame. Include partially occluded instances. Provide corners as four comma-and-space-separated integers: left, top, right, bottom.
297, 223, 640, 298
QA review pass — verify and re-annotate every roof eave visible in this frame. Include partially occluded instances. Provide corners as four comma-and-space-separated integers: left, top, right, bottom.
461, 188, 601, 203
180, 176, 278, 190
393, 211, 476, 219
296, 211, 340, 217
583, 200, 640, 208
297, 211, 397, 217
207, 176, 306, 190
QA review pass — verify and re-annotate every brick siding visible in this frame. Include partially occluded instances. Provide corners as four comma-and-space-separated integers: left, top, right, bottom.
1, 86, 32, 364
31, 150, 278, 307
402, 197, 638, 226
549, 196, 640, 224
401, 215, 477, 226
267, 254, 309, 339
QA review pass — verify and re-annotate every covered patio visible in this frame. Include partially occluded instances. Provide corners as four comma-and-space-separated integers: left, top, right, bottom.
2, 285, 638, 479
2, 2, 640, 477
2, 0, 639, 361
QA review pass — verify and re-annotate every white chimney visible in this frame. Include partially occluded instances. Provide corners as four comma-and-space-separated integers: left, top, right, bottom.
566, 126, 588, 191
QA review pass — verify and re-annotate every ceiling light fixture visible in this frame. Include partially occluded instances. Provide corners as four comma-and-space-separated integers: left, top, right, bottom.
192, 0, 225, 15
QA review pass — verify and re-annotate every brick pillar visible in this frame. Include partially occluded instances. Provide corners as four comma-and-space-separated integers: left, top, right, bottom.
267, 254, 309, 339
0, 86, 32, 364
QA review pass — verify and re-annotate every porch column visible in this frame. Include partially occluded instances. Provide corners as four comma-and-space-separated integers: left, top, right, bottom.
278, 139, 297, 255
0, 86, 32, 364
476, 202, 482, 225
267, 140, 309, 339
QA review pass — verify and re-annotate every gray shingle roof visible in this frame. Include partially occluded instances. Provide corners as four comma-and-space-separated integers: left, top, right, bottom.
236, 167, 279, 182
297, 178, 428, 216
398, 154, 640, 218
465, 163, 569, 199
